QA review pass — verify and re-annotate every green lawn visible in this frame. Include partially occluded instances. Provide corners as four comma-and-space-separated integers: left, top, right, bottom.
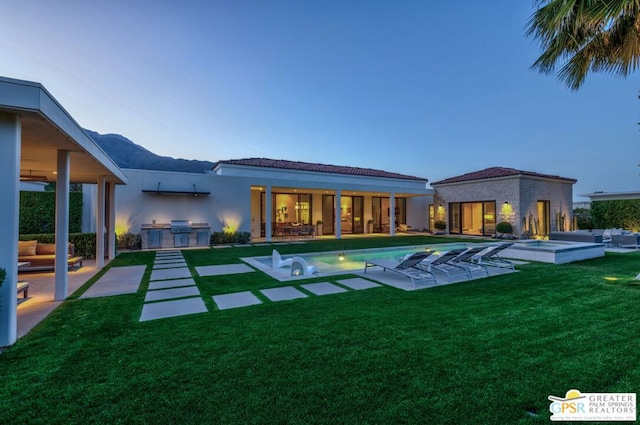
1, 236, 639, 424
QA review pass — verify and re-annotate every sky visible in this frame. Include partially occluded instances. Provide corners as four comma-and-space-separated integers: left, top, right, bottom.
0, 0, 638, 200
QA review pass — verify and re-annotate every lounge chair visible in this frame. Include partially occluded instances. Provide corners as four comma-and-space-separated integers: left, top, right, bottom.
290, 256, 318, 276
420, 248, 471, 279
447, 246, 490, 277
470, 243, 515, 269
272, 249, 293, 268
364, 252, 436, 288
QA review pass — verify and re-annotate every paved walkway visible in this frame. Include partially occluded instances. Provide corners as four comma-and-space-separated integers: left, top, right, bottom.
139, 251, 385, 321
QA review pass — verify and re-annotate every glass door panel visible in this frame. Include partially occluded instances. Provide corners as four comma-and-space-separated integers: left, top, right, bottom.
449, 203, 461, 234
322, 195, 334, 235
483, 201, 496, 236
352, 196, 364, 233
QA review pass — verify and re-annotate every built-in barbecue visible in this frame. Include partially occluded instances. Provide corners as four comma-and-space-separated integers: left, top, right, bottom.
141, 220, 210, 249
170, 220, 192, 234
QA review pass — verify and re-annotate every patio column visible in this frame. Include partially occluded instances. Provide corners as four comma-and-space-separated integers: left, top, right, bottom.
389, 192, 396, 236
335, 189, 342, 239
54, 150, 70, 301
0, 112, 21, 346
107, 183, 116, 260
265, 185, 272, 242
95, 176, 106, 268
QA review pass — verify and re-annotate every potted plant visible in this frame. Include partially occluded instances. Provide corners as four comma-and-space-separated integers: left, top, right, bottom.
316, 220, 323, 236
367, 219, 374, 234
433, 220, 446, 235
496, 221, 514, 238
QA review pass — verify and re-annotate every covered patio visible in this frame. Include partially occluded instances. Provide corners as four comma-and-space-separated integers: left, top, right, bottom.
0, 76, 127, 346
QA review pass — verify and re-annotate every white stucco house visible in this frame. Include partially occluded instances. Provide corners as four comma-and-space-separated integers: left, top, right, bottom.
105, 159, 434, 249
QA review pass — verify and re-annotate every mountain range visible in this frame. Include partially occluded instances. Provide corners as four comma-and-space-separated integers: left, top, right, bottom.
85, 130, 214, 174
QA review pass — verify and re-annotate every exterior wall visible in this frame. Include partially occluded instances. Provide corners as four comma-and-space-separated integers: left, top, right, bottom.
519, 177, 573, 233
406, 196, 430, 231
433, 178, 521, 234
432, 176, 574, 236
97, 166, 433, 243
114, 169, 253, 236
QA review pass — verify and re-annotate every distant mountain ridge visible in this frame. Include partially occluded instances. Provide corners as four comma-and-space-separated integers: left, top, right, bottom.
85, 129, 214, 174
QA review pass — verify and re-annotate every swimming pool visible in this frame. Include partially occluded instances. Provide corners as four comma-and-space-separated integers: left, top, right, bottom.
241, 242, 474, 281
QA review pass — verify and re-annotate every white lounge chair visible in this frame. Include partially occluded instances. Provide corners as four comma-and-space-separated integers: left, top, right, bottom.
290, 256, 318, 276
272, 249, 293, 269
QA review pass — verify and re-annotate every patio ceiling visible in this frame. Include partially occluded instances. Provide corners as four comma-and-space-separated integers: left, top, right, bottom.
0, 76, 127, 185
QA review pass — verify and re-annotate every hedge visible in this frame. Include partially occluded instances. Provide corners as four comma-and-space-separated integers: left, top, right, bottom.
210, 231, 251, 245
19, 233, 97, 258
20, 191, 83, 234
591, 200, 640, 232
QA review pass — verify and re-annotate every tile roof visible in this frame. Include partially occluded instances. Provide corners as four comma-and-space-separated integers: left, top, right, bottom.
431, 167, 576, 185
213, 158, 427, 181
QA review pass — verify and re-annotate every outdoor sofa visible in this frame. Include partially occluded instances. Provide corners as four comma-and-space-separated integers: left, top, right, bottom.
18, 240, 83, 272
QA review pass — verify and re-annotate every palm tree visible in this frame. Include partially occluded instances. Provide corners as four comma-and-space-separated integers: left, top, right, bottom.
527, 0, 640, 90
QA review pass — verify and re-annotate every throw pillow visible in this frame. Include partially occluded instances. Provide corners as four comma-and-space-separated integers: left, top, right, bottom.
18, 240, 37, 256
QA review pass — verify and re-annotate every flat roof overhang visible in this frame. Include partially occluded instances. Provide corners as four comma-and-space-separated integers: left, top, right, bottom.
0, 76, 127, 185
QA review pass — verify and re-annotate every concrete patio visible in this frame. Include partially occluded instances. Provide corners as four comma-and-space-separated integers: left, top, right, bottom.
15, 259, 105, 339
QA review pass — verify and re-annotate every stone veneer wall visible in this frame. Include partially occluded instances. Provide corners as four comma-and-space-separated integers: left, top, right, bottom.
433, 176, 574, 236
434, 178, 521, 234
518, 177, 574, 233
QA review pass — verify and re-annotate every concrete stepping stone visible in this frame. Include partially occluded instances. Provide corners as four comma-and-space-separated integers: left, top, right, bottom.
155, 255, 184, 260
80, 265, 147, 298
145, 286, 201, 302
253, 243, 271, 246
195, 264, 255, 277
213, 291, 263, 310
140, 297, 208, 322
154, 258, 186, 264
336, 277, 382, 290
300, 282, 348, 296
260, 286, 308, 302
153, 262, 188, 270
154, 257, 184, 263
289, 241, 307, 245
212, 245, 232, 249
150, 267, 192, 281
232, 244, 253, 248
272, 242, 289, 246
148, 278, 196, 290
155, 251, 182, 256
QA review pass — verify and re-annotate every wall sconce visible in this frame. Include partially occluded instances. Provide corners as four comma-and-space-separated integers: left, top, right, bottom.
338, 252, 345, 261
504, 201, 509, 205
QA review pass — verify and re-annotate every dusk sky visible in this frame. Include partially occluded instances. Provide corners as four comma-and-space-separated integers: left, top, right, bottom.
1, 1, 638, 200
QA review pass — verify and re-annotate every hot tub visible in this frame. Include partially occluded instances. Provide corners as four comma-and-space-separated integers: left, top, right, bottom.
501, 240, 604, 264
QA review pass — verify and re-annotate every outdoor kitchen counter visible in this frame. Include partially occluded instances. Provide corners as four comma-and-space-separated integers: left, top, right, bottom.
140, 223, 211, 229
140, 223, 210, 249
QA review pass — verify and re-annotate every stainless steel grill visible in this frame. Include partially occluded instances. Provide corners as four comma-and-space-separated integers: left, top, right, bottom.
170, 220, 192, 234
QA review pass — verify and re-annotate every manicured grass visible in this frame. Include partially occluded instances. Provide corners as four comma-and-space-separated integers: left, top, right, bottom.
1, 237, 639, 424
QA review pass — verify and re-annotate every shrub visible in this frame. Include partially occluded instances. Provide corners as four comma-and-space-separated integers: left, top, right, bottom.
20, 191, 83, 234
496, 221, 513, 234
573, 208, 593, 230
0, 267, 5, 287
591, 200, 640, 231
211, 231, 251, 245
117, 233, 141, 250
434, 220, 446, 230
